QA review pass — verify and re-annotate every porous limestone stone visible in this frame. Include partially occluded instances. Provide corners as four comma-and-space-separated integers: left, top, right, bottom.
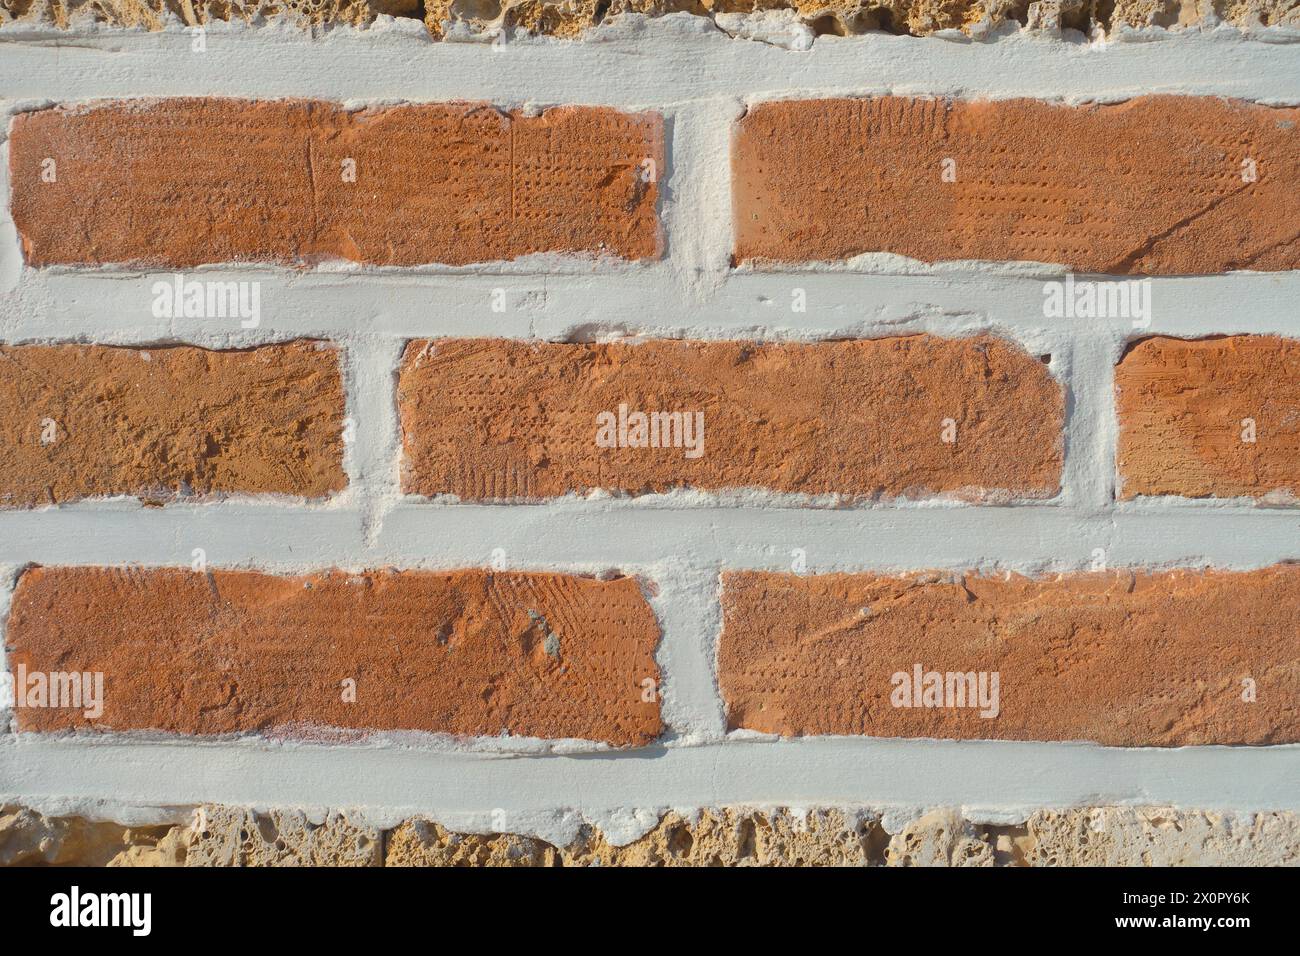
4, 804, 1297, 866
184, 806, 383, 866
0, 804, 186, 866
386, 806, 1300, 866
1023, 808, 1300, 866
387, 808, 889, 866
885, 809, 1003, 866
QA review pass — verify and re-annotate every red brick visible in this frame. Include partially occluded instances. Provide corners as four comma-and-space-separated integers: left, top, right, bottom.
1116, 335, 1300, 500
733, 96, 1300, 274
9, 99, 662, 267
5, 567, 661, 745
398, 335, 1062, 501
719, 568, 1300, 746
0, 342, 344, 507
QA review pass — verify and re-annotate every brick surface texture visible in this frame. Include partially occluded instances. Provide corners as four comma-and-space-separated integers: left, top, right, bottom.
0, 342, 345, 507
719, 568, 1300, 746
398, 335, 1063, 500
6, 567, 662, 744
1116, 336, 1300, 500
733, 96, 1300, 274
9, 99, 662, 267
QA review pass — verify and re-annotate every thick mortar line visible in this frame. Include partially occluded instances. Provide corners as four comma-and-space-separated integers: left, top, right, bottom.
658, 97, 743, 295
0, 20, 1297, 105
5, 271, 1299, 343
344, 336, 407, 546
1062, 329, 1123, 512
0, 503, 1296, 571
0, 567, 16, 734
644, 562, 728, 741
1, 737, 1296, 833
0, 505, 367, 570
367, 503, 1300, 572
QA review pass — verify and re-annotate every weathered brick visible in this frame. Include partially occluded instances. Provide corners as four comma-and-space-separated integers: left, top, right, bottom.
0, 342, 345, 507
1116, 335, 1300, 500
719, 567, 1300, 746
9, 99, 662, 267
5, 567, 661, 745
733, 96, 1300, 274
398, 335, 1062, 501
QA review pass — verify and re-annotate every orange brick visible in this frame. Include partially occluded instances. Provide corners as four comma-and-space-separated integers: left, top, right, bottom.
1116, 336, 1300, 500
719, 568, 1300, 746
398, 336, 1062, 501
10, 99, 662, 267
0, 342, 344, 507
5, 567, 661, 745
733, 96, 1300, 274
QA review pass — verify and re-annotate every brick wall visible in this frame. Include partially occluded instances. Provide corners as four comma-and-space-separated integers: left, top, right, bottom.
0, 19, 1297, 865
